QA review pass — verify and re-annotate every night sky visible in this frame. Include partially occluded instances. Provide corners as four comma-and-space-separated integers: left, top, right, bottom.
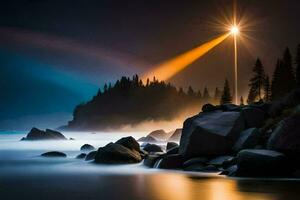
1, 0, 300, 130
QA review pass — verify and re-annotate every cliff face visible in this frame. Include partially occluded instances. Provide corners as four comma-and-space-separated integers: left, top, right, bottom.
61, 76, 205, 131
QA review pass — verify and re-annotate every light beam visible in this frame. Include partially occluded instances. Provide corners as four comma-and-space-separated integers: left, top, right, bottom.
142, 33, 230, 81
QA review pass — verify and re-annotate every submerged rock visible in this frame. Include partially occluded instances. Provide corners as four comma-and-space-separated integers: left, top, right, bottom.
80, 144, 95, 151
94, 143, 142, 164
235, 149, 288, 177
115, 136, 140, 152
22, 128, 67, 141
85, 151, 97, 161
143, 143, 163, 153
179, 110, 245, 158
41, 151, 67, 157
233, 128, 260, 152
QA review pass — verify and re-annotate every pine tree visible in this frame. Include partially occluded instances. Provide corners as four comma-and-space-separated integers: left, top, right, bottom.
247, 58, 266, 103
214, 87, 222, 103
187, 86, 195, 96
240, 96, 244, 105
202, 87, 210, 103
282, 48, 296, 91
220, 79, 232, 104
296, 44, 300, 87
103, 83, 108, 93
271, 59, 284, 100
263, 75, 271, 102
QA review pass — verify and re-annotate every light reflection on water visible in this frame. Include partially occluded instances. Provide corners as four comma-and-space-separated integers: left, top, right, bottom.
1, 131, 300, 200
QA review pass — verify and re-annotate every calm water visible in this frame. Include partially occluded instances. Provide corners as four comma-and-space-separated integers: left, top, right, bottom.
0, 131, 300, 200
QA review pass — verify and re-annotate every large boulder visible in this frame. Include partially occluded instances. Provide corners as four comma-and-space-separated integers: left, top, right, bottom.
233, 128, 260, 152
166, 142, 178, 150
267, 114, 300, 154
94, 143, 142, 164
115, 136, 140, 152
137, 135, 157, 143
168, 129, 182, 141
41, 151, 67, 157
235, 149, 288, 177
143, 143, 163, 153
21, 128, 67, 141
154, 154, 183, 169
80, 144, 95, 151
143, 154, 162, 168
85, 151, 97, 161
179, 111, 245, 158
147, 129, 170, 141
76, 153, 87, 159
241, 107, 267, 128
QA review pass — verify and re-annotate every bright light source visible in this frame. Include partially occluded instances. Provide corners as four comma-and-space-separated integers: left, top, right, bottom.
230, 26, 239, 35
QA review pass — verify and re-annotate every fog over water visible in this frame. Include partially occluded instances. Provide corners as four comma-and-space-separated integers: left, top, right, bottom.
1, 131, 300, 200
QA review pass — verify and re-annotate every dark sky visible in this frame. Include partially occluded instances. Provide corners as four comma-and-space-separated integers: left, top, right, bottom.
1, 0, 300, 130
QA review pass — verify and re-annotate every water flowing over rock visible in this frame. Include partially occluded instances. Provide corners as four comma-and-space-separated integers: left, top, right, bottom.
179, 110, 245, 158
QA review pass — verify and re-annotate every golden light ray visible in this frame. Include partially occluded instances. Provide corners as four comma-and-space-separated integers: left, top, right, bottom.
142, 33, 230, 82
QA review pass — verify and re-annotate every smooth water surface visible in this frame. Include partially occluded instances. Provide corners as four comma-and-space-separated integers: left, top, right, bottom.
0, 131, 300, 200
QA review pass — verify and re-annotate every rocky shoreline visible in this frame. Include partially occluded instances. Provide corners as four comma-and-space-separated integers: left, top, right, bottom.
21, 89, 300, 178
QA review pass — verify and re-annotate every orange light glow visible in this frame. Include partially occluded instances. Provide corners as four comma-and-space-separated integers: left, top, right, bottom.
142, 33, 230, 81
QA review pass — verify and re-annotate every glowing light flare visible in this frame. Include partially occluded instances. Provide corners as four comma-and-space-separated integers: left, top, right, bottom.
230, 26, 239, 35
142, 33, 230, 82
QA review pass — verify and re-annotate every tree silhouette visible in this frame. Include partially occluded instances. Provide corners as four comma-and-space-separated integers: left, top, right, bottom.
220, 79, 232, 104
240, 96, 244, 105
282, 48, 296, 91
66, 75, 204, 130
296, 44, 300, 87
202, 87, 210, 103
247, 58, 266, 103
214, 87, 222, 103
263, 75, 271, 102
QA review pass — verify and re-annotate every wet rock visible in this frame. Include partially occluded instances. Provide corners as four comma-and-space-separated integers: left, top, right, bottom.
179, 110, 245, 158
185, 164, 219, 172
166, 146, 179, 155
202, 103, 219, 112
80, 144, 95, 151
76, 153, 87, 159
143, 143, 163, 153
22, 127, 67, 141
208, 156, 234, 167
220, 104, 240, 112
268, 114, 300, 154
143, 154, 162, 168
233, 128, 260, 152
166, 142, 178, 150
241, 107, 267, 128
235, 149, 288, 177
154, 154, 183, 169
139, 149, 148, 159
168, 129, 182, 142
221, 165, 238, 176
94, 143, 142, 164
183, 157, 208, 168
41, 151, 67, 157
85, 151, 97, 161
115, 136, 140, 152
